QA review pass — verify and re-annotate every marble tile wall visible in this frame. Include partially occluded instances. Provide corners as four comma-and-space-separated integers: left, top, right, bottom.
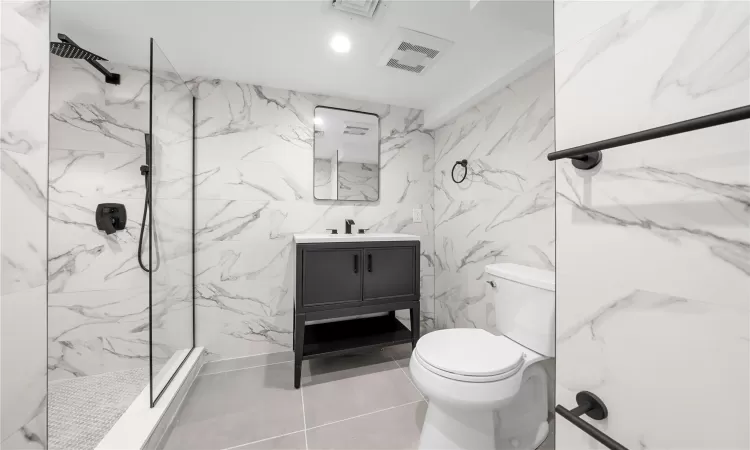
47, 58, 152, 381
337, 162, 379, 201
192, 80, 435, 361
554, 1, 749, 449
313, 158, 335, 199
433, 59, 555, 331
149, 49, 195, 376
49, 55, 201, 391
1, 1, 49, 448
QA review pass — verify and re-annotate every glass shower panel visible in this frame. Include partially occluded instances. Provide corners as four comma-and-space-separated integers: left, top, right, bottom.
149, 38, 195, 405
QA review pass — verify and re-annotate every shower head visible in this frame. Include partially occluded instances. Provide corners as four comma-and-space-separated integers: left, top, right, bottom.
51, 33, 120, 85
50, 42, 107, 62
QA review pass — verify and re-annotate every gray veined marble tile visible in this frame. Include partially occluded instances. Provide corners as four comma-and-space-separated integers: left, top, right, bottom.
49, 149, 146, 199
433, 59, 555, 334
48, 287, 150, 380
555, 1, 750, 150
1, 148, 48, 295
337, 162, 379, 201
555, 2, 749, 448
2, 3, 49, 448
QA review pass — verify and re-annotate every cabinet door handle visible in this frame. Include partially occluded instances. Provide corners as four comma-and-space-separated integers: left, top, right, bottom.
367, 253, 373, 272
353, 254, 359, 274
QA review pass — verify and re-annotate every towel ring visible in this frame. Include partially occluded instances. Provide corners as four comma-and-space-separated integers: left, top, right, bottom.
452, 160, 468, 184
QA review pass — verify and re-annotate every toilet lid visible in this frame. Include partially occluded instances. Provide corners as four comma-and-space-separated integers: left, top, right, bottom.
415, 329, 524, 379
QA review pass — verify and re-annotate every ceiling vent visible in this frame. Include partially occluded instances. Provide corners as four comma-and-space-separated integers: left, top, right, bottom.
379, 28, 453, 75
343, 121, 371, 136
331, 0, 381, 18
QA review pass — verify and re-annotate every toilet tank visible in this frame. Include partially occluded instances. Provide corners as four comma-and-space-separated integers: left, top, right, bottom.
485, 264, 555, 357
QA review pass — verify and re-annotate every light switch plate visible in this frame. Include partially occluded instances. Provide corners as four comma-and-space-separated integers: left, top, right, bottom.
413, 208, 422, 223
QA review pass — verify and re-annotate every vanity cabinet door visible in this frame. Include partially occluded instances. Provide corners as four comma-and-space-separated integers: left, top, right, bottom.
301, 249, 363, 306
362, 247, 417, 302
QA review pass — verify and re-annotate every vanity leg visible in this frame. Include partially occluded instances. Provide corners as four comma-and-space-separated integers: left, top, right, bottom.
410, 304, 420, 349
294, 313, 305, 389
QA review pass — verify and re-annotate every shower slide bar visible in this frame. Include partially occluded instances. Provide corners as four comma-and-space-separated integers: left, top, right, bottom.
547, 105, 750, 170
555, 391, 629, 450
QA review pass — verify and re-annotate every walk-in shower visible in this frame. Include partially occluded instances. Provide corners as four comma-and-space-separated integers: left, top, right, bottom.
47, 28, 195, 448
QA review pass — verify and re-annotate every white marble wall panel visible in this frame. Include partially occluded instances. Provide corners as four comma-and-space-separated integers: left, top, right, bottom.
433, 60, 555, 331
338, 162, 379, 201
48, 57, 195, 381
48, 288, 151, 379
1, 1, 49, 448
150, 50, 195, 373
193, 80, 435, 361
49, 59, 150, 154
313, 158, 335, 199
555, 2, 749, 449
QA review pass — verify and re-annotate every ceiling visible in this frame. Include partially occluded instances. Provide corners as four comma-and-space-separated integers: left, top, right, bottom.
51, 0, 553, 126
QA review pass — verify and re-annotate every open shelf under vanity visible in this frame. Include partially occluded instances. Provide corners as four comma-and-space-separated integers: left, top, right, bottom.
303, 314, 413, 359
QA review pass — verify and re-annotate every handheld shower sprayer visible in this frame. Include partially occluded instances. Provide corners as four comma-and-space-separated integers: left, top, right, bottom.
138, 133, 159, 272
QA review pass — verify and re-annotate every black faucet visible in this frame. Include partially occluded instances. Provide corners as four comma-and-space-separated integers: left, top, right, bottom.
345, 219, 355, 235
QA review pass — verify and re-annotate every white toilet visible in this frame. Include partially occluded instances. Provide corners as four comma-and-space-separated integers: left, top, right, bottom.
410, 263, 554, 450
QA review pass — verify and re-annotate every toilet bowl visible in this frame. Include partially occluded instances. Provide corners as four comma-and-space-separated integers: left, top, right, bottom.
410, 264, 555, 450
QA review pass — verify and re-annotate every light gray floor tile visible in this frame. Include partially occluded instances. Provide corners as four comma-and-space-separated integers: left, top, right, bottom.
383, 343, 413, 368
233, 432, 307, 450
307, 401, 427, 450
302, 352, 423, 428
161, 362, 304, 450
383, 343, 426, 399
200, 352, 294, 376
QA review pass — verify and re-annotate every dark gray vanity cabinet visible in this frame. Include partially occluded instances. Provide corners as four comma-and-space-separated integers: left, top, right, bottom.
301, 248, 363, 306
362, 247, 417, 301
293, 240, 420, 388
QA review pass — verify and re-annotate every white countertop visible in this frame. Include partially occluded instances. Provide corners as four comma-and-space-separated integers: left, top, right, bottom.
294, 233, 420, 244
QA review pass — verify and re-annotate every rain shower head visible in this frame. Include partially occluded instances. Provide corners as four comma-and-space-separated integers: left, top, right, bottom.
50, 42, 107, 62
51, 33, 120, 85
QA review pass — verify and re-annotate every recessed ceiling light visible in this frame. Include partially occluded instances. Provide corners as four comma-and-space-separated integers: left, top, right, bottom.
330, 34, 351, 53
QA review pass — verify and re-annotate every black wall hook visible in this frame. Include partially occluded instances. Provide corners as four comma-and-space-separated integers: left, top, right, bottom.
451, 159, 468, 184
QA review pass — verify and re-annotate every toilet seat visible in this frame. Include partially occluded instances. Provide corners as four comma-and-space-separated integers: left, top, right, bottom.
414, 329, 525, 383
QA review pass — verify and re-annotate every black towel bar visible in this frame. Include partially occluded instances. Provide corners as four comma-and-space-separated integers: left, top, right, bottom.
555, 391, 630, 450
548, 104, 750, 170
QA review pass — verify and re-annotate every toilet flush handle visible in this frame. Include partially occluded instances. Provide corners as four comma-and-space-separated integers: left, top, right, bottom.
486, 280, 496, 288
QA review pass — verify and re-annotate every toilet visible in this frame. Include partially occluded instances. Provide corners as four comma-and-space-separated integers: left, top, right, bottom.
410, 263, 554, 450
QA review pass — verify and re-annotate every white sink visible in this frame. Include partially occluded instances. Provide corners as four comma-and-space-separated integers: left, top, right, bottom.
294, 233, 419, 244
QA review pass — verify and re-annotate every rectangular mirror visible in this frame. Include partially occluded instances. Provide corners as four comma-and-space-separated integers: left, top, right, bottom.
313, 106, 380, 201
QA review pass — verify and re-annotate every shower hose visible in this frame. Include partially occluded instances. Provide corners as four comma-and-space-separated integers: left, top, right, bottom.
138, 144, 159, 272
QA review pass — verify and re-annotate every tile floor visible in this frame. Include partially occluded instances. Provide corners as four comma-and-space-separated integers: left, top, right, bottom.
159, 344, 554, 450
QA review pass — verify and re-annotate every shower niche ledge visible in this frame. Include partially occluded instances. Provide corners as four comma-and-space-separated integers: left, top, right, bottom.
292, 235, 421, 388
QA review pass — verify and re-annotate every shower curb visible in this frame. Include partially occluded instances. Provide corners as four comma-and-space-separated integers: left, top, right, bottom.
95, 347, 205, 450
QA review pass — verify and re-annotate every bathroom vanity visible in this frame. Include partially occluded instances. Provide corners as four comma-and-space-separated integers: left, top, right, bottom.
293, 233, 421, 388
